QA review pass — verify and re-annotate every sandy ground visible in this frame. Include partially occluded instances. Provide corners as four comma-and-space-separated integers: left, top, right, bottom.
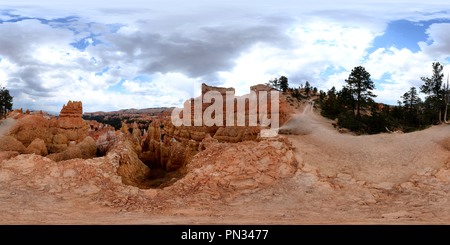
1, 105, 450, 224
283, 102, 450, 184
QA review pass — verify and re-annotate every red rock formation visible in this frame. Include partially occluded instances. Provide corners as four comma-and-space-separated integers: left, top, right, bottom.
8, 100, 91, 155
94, 130, 117, 156
7, 108, 23, 119
109, 133, 151, 188
60, 101, 83, 118
8, 115, 52, 147
141, 83, 295, 173
58, 101, 84, 129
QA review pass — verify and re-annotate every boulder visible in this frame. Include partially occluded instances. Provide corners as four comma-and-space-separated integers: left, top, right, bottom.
53, 134, 68, 145
25, 138, 48, 156
0, 136, 26, 153
8, 115, 52, 147
62, 145, 83, 160
47, 136, 97, 162
78, 136, 97, 159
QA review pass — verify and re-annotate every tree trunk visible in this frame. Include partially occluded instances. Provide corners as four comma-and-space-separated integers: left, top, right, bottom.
439, 110, 442, 124
356, 102, 360, 118
445, 104, 448, 124
356, 91, 361, 118
445, 75, 449, 124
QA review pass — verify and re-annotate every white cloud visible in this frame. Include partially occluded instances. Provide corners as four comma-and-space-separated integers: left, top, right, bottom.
1, 1, 450, 112
218, 20, 379, 94
361, 21, 450, 105
420, 23, 450, 59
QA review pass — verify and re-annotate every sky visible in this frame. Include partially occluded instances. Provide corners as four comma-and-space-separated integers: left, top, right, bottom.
0, 1, 450, 113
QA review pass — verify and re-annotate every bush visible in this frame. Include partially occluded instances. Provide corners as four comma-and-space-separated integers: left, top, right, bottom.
364, 112, 387, 134
337, 112, 362, 132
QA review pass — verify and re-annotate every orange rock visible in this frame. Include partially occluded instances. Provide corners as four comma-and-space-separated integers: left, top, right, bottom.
8, 114, 52, 147
53, 134, 68, 145
25, 138, 48, 156
78, 136, 97, 159
163, 138, 298, 197
0, 136, 26, 153
59, 101, 82, 118
58, 101, 84, 129
108, 133, 151, 188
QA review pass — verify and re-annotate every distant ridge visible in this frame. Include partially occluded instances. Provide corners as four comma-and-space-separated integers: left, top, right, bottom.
84, 107, 174, 115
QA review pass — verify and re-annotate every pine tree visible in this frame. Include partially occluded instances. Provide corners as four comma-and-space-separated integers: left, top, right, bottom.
401, 87, 421, 113
344, 66, 376, 118
304, 81, 311, 96
444, 74, 449, 123
279, 76, 289, 92
420, 62, 445, 123
267, 78, 280, 91
0, 86, 13, 118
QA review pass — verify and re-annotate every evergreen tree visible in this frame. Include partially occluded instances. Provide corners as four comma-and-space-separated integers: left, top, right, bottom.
0, 86, 13, 118
279, 76, 289, 92
401, 87, 422, 127
304, 81, 311, 96
337, 86, 355, 113
344, 66, 376, 118
321, 86, 341, 119
420, 62, 445, 123
319, 90, 326, 103
266, 77, 280, 91
401, 87, 421, 113
442, 73, 449, 123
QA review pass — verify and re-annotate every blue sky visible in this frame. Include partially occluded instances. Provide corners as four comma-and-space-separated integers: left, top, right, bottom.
0, 1, 450, 113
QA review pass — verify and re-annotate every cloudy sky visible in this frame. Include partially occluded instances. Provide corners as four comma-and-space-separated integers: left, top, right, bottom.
1, 1, 450, 113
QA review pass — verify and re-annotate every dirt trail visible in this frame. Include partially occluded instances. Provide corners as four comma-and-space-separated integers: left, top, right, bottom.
282, 102, 450, 184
